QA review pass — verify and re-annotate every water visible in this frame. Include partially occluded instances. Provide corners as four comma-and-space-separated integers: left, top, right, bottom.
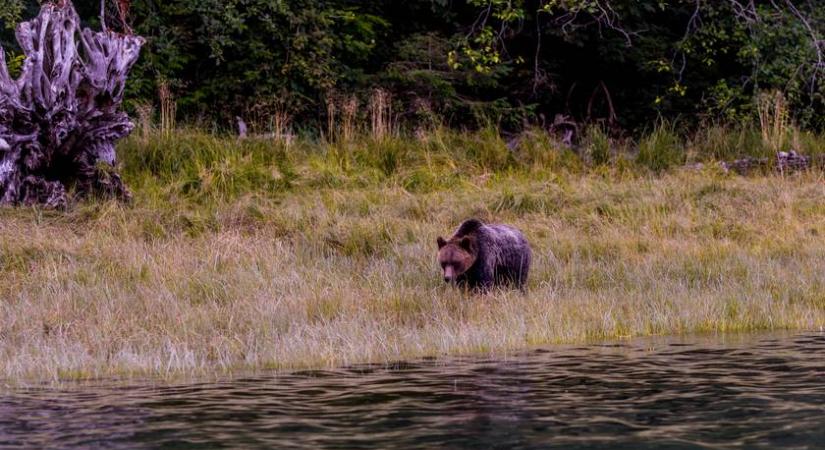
1, 333, 824, 449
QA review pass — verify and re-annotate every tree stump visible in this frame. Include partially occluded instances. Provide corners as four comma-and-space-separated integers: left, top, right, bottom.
0, 0, 144, 208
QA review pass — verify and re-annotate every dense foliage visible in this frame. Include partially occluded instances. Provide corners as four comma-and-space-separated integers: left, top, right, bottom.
1, 0, 823, 132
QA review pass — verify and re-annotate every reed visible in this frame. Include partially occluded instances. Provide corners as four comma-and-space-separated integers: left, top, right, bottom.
134, 102, 154, 144
757, 90, 791, 152
157, 79, 177, 136
272, 106, 293, 147
326, 94, 337, 141
341, 95, 359, 143
369, 88, 395, 141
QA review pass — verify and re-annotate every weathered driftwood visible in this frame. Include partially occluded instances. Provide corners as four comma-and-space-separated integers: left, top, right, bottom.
720, 151, 823, 175
0, 0, 144, 208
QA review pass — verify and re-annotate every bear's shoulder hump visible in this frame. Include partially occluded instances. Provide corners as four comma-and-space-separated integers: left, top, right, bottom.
455, 218, 485, 236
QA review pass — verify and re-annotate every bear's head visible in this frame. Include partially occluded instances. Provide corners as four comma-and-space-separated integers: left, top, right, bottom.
436, 235, 478, 284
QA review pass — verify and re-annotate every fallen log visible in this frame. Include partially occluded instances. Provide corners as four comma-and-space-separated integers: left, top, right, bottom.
720, 151, 824, 175
0, 0, 144, 208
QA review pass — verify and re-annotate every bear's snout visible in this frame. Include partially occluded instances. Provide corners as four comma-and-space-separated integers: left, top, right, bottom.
443, 265, 456, 283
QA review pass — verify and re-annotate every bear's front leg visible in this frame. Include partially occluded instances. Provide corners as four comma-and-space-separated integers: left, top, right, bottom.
473, 266, 496, 293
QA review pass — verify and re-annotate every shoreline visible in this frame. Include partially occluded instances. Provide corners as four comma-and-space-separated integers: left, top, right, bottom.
2, 329, 821, 388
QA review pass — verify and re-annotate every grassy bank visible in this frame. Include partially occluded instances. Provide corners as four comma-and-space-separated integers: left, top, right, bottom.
1, 127, 824, 382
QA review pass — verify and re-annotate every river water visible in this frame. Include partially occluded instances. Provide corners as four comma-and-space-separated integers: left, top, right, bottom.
1, 332, 823, 449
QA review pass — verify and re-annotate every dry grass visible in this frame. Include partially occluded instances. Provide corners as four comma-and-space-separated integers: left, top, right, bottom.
758, 90, 791, 152
1, 129, 824, 383
157, 79, 177, 136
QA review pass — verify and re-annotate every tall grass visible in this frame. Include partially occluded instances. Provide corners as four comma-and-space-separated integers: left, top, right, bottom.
582, 125, 612, 166
758, 90, 791, 152
157, 79, 177, 136
1, 126, 824, 383
636, 121, 684, 172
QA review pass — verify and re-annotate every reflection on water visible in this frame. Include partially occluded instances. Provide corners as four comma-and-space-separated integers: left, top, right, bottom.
1, 333, 824, 449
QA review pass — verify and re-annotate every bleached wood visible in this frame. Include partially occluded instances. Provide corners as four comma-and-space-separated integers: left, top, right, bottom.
0, 0, 144, 207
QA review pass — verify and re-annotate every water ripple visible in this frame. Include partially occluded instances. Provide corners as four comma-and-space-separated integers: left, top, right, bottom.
1, 332, 824, 449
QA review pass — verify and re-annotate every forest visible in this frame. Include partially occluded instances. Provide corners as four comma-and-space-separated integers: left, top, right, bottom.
2, 0, 823, 133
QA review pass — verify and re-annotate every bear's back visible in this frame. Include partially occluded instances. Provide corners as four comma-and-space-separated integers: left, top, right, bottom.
452, 219, 531, 290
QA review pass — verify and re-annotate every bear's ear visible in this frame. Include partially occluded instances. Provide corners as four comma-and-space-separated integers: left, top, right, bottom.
437, 237, 447, 249
459, 237, 475, 252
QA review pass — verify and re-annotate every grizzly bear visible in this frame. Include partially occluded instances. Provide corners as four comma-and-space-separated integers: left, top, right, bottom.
436, 219, 532, 291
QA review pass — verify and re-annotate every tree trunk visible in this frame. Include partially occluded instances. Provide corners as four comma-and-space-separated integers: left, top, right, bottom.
0, 0, 144, 208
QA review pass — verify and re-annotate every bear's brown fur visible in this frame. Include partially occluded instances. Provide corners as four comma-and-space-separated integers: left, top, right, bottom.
437, 219, 532, 291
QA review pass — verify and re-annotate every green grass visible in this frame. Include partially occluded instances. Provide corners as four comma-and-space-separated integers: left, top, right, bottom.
1, 126, 824, 382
